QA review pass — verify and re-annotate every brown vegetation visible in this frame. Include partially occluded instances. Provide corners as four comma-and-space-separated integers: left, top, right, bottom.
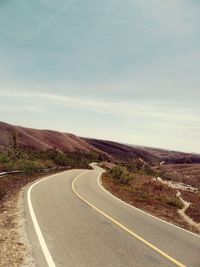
158, 164, 200, 189
102, 166, 199, 234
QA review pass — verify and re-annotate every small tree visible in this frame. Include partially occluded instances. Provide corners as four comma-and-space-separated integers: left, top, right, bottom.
9, 130, 19, 160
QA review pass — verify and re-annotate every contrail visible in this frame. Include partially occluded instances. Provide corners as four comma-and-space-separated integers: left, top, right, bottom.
21, 0, 77, 44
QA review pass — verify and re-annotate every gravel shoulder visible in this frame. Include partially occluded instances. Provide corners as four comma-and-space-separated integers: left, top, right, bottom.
0, 190, 35, 267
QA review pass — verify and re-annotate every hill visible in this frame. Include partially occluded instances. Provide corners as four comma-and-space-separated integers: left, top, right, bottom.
84, 138, 158, 164
0, 121, 95, 152
130, 145, 200, 164
0, 121, 200, 164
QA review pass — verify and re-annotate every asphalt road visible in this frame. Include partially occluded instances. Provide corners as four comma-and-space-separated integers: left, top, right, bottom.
24, 165, 200, 267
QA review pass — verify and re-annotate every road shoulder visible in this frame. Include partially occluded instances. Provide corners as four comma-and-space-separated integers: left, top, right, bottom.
0, 189, 35, 267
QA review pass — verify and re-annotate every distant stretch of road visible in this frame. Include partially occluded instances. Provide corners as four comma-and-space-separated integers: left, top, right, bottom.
24, 164, 200, 267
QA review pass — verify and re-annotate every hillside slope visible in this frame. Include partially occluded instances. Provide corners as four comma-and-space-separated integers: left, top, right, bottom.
84, 138, 158, 164
0, 121, 95, 152
131, 145, 200, 164
0, 121, 200, 164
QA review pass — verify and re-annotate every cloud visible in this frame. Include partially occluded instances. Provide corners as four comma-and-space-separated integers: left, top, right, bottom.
0, 89, 199, 126
1, 86, 199, 153
0, 0, 199, 153
0, 104, 42, 113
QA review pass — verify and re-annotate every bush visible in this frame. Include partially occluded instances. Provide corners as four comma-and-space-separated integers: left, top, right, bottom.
17, 160, 45, 174
3, 159, 52, 174
126, 161, 137, 173
142, 164, 156, 176
109, 166, 134, 184
164, 197, 184, 209
125, 160, 156, 177
0, 153, 9, 164
0, 148, 104, 174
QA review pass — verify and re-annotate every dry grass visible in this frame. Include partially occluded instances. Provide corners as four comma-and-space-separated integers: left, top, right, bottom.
0, 174, 44, 203
102, 173, 199, 234
158, 164, 200, 189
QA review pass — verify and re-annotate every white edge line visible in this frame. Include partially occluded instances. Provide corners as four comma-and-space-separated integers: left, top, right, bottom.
97, 173, 200, 239
72, 169, 186, 267
27, 170, 82, 267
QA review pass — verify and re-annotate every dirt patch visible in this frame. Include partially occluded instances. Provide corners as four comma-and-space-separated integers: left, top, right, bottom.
102, 173, 200, 235
180, 190, 200, 223
177, 192, 200, 232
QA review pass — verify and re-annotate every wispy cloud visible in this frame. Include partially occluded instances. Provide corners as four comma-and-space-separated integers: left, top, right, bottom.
0, 0, 199, 153
0, 104, 43, 113
1, 89, 199, 125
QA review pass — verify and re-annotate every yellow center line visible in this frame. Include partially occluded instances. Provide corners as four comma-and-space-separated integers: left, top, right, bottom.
72, 173, 186, 267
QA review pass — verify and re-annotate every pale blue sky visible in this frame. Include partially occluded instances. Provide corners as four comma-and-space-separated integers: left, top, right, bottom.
0, 0, 200, 153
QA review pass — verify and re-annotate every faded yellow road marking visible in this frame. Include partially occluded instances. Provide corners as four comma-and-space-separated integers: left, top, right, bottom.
72, 173, 186, 267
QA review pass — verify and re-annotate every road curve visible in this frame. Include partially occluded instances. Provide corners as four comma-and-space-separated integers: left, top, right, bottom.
24, 165, 200, 267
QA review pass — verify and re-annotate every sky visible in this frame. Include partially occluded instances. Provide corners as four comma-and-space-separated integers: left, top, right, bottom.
0, 0, 200, 153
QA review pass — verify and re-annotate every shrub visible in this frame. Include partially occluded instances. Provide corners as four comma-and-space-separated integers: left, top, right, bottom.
139, 191, 150, 200
142, 164, 156, 176
126, 161, 137, 173
0, 153, 9, 164
17, 160, 45, 174
5, 159, 51, 174
0, 148, 104, 174
109, 166, 134, 184
164, 197, 184, 209
125, 160, 156, 177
